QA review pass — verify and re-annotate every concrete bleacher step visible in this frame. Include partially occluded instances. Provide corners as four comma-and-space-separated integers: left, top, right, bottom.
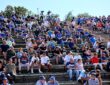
14, 80, 110, 85
0, 41, 25, 44
16, 64, 95, 73
0, 44, 26, 48
15, 72, 110, 83
14, 44, 26, 48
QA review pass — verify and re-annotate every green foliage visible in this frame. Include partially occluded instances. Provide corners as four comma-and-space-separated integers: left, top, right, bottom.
2, 5, 28, 18
51, 14, 59, 18
2, 5, 92, 19
77, 13, 91, 17
14, 6, 28, 16
4, 5, 14, 18
65, 11, 73, 21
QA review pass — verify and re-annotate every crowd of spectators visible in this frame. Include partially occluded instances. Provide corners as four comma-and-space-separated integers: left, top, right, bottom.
0, 11, 110, 85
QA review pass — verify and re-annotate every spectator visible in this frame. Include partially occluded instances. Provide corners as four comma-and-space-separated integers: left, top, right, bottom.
107, 39, 110, 51
0, 61, 5, 72
16, 48, 23, 59
77, 71, 90, 85
26, 38, 33, 49
100, 53, 108, 71
88, 73, 99, 85
5, 58, 16, 75
40, 53, 52, 72
75, 59, 85, 80
0, 71, 9, 85
66, 58, 75, 80
90, 53, 100, 70
73, 53, 82, 63
0, 40, 9, 59
6, 47, 16, 60
5, 58, 16, 84
64, 51, 74, 65
106, 59, 110, 72
35, 76, 47, 85
6, 37, 15, 47
30, 53, 42, 73
47, 76, 59, 85
31, 39, 38, 50
53, 46, 63, 64
18, 52, 30, 73
96, 69, 102, 85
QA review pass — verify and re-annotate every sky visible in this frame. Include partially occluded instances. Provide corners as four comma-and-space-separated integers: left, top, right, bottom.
0, 0, 110, 20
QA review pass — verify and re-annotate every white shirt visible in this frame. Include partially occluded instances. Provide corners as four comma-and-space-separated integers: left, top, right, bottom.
74, 54, 82, 63
64, 55, 74, 64
41, 56, 49, 64
30, 56, 39, 65
76, 62, 84, 71
107, 41, 110, 48
6, 40, 13, 47
26, 41, 32, 49
44, 21, 49, 27
51, 34, 55, 38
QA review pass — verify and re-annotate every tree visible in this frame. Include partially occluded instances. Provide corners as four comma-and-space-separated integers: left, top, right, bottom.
14, 6, 28, 16
77, 13, 91, 17
65, 11, 73, 21
51, 14, 59, 18
4, 5, 14, 18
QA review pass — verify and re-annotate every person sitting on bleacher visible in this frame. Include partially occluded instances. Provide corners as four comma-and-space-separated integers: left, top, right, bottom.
40, 52, 52, 72
96, 69, 102, 85
90, 53, 100, 70
0, 40, 9, 59
5, 58, 16, 84
0, 61, 5, 72
77, 70, 90, 85
73, 53, 82, 63
35, 76, 47, 85
26, 38, 33, 50
88, 73, 99, 85
6, 37, 15, 47
6, 47, 16, 61
75, 59, 85, 81
0, 71, 9, 85
30, 53, 42, 73
100, 53, 108, 71
16, 48, 23, 59
64, 51, 74, 65
5, 58, 16, 75
82, 49, 92, 64
106, 59, 110, 72
18, 52, 30, 73
107, 39, 110, 51
66, 58, 75, 81
53, 46, 63, 64
47, 76, 59, 85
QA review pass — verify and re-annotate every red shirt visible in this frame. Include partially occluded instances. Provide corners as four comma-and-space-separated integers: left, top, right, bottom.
90, 56, 99, 64
97, 22, 103, 28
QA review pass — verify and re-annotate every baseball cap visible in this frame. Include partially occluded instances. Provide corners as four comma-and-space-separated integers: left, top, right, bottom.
39, 76, 46, 80
49, 76, 55, 81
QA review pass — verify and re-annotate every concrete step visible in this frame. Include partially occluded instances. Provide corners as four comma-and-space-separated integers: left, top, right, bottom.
14, 44, 26, 48
15, 72, 110, 83
0, 43, 26, 48
0, 41, 25, 44
14, 80, 110, 85
16, 64, 97, 73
